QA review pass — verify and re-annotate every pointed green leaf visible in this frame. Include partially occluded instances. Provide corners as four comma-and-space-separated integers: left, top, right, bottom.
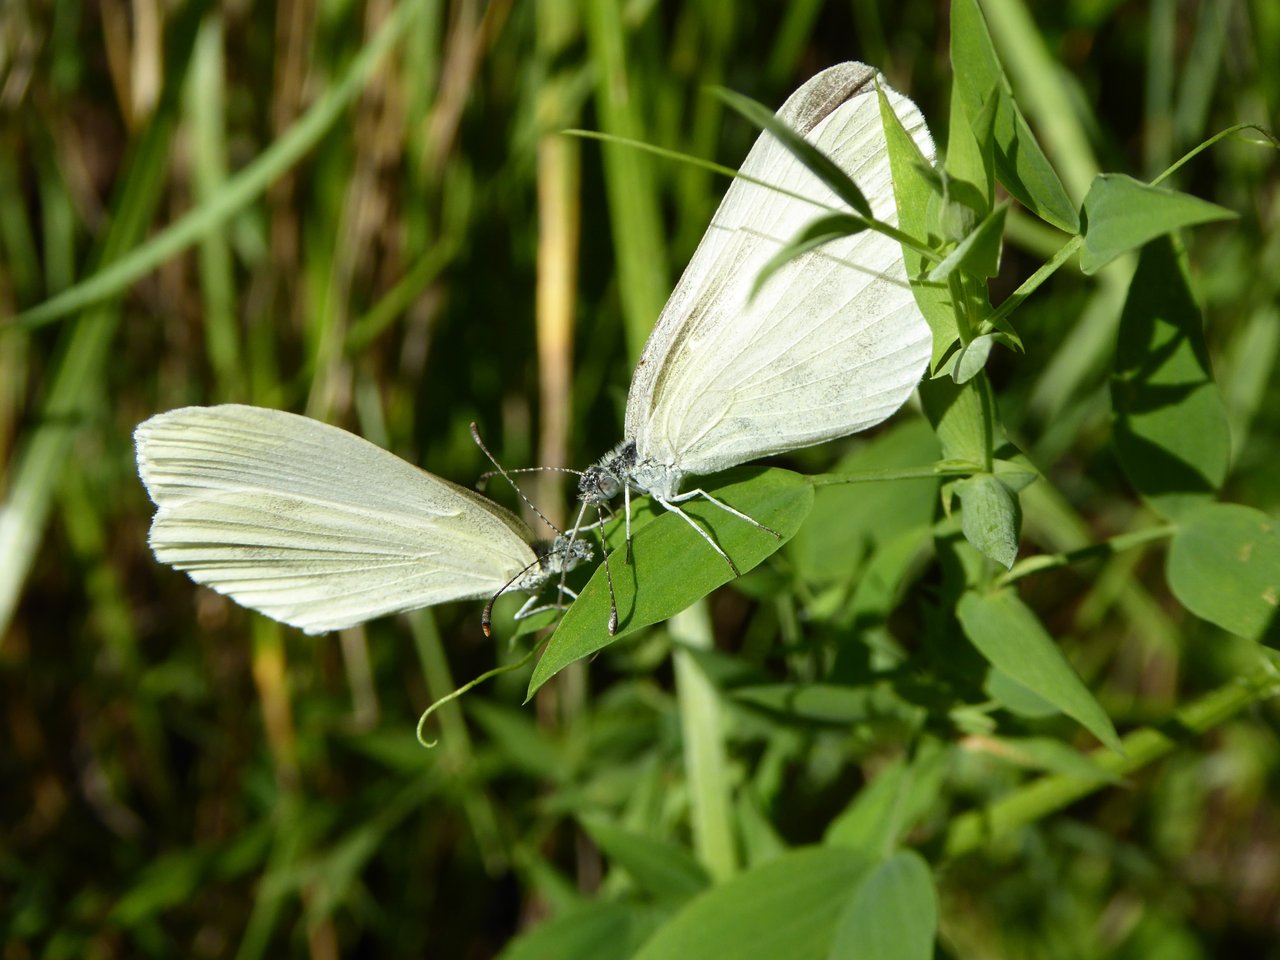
829, 851, 937, 960
918, 375, 989, 465
946, 81, 998, 213
530, 468, 814, 696
928, 202, 1008, 282
957, 589, 1122, 751
1167, 503, 1280, 645
580, 819, 711, 903
1111, 236, 1230, 518
631, 846, 874, 960
1080, 174, 1237, 274
825, 742, 949, 855
879, 87, 958, 367
751, 213, 870, 299
950, 0, 1079, 232
951, 335, 996, 384
955, 473, 1021, 569
500, 903, 654, 960
787, 419, 940, 584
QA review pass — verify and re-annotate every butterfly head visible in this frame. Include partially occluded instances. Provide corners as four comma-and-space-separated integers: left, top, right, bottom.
579, 441, 637, 504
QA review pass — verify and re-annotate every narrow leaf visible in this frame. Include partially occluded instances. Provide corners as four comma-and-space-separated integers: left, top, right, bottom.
1167, 503, 1280, 645
716, 87, 873, 218
751, 213, 870, 299
1080, 174, 1237, 274
879, 87, 958, 366
945, 81, 998, 213
928, 202, 1008, 282
949, 0, 1080, 232
957, 589, 1122, 751
580, 819, 711, 902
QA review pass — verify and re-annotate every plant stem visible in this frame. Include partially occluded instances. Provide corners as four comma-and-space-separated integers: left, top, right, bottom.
943, 664, 1280, 859
988, 235, 1082, 329
809, 463, 974, 487
997, 524, 1176, 586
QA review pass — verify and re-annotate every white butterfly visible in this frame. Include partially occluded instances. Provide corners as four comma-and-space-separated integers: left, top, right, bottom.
135, 404, 590, 635
572, 62, 935, 631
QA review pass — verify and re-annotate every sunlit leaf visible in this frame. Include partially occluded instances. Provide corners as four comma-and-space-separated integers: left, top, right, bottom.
530, 468, 814, 695
957, 589, 1121, 751
1111, 236, 1230, 518
1167, 502, 1280, 645
1080, 174, 1237, 274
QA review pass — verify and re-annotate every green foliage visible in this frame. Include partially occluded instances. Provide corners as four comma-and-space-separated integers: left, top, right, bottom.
1167, 503, 1280, 645
4, 0, 1280, 957
530, 468, 813, 693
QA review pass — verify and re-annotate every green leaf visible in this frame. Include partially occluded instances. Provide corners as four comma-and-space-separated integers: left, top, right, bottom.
949, 0, 1079, 232
928, 202, 1008, 282
631, 846, 874, 960
1080, 174, 1237, 274
530, 468, 814, 695
751, 213, 870, 299
499, 902, 654, 960
825, 742, 949, 855
829, 851, 937, 960
1167, 503, 1280, 645
580, 819, 711, 903
1111, 236, 1230, 518
847, 524, 935, 626
945, 81, 998, 214
918, 363, 991, 465
787, 420, 940, 585
958, 589, 1121, 751
878, 86, 958, 367
955, 473, 1021, 569
951, 333, 996, 384
715, 87, 873, 218
985, 668, 1061, 718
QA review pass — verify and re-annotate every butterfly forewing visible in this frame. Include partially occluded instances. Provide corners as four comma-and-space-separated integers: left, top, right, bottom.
625, 63, 934, 478
136, 405, 539, 634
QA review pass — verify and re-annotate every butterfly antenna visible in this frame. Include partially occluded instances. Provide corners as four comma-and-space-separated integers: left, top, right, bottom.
470, 422, 566, 534
481, 553, 545, 637
476, 464, 583, 491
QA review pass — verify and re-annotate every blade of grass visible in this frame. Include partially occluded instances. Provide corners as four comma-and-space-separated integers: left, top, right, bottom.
8, 0, 429, 332
186, 13, 242, 398
582, 0, 668, 359
0, 4, 206, 640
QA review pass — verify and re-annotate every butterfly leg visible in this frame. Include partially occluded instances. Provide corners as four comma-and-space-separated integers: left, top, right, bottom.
513, 582, 582, 621
623, 481, 634, 564
655, 496, 741, 577
667, 487, 782, 539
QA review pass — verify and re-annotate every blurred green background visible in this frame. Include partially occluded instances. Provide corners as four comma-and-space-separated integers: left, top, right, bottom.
2, 0, 1279, 956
